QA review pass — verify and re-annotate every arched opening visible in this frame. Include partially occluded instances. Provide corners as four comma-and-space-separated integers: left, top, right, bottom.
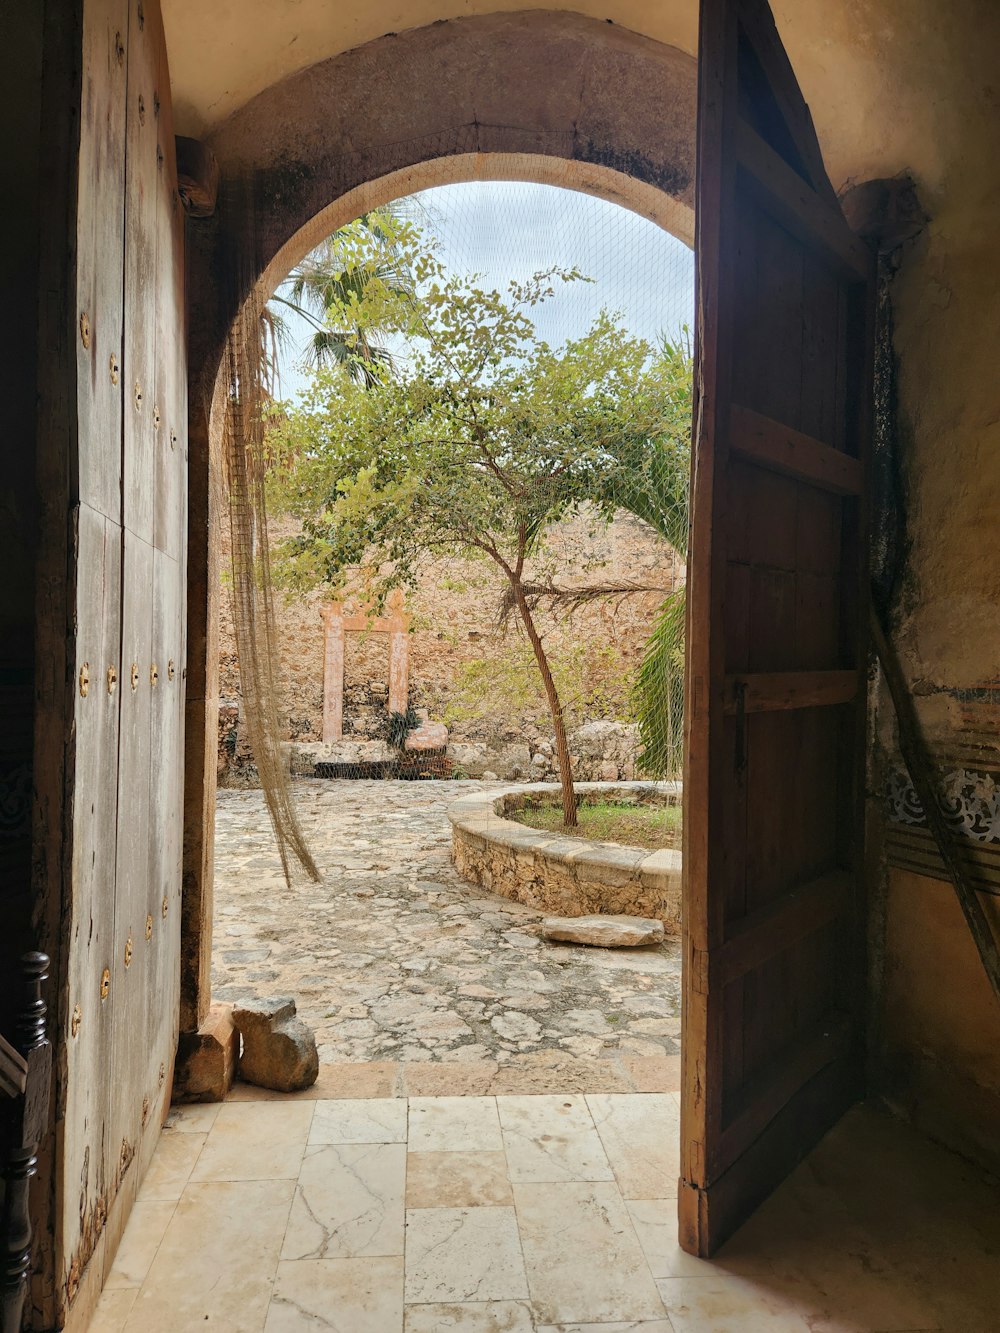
181, 9, 699, 1043
210, 171, 694, 1077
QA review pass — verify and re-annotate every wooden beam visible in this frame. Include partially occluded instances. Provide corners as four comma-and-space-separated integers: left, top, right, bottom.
723, 670, 859, 714
176, 136, 219, 218
729, 404, 862, 495
736, 120, 872, 283
717, 1011, 854, 1170
716, 870, 852, 985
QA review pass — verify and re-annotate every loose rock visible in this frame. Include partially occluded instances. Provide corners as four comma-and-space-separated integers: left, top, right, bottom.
542, 914, 665, 948
405, 721, 449, 751
233, 996, 320, 1092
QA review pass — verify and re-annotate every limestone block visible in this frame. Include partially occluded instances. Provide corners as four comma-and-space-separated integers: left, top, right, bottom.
447, 742, 490, 776
496, 743, 532, 778
288, 739, 396, 774
405, 720, 449, 751
541, 914, 665, 948
233, 996, 319, 1092
173, 1003, 240, 1102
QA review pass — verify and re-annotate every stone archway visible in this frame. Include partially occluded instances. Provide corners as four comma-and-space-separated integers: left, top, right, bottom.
180, 9, 698, 1059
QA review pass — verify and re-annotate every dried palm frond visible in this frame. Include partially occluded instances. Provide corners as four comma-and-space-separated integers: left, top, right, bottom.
495, 578, 672, 628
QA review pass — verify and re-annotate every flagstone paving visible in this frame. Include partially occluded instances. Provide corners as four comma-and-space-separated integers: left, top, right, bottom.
212, 781, 682, 1077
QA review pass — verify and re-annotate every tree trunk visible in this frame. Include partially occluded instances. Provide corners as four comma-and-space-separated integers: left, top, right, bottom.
509, 576, 577, 827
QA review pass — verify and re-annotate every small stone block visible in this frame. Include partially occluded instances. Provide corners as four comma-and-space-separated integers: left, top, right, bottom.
541, 914, 665, 948
233, 998, 319, 1093
172, 1003, 240, 1103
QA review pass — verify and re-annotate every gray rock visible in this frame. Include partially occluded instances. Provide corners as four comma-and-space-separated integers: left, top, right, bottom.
446, 741, 490, 776
233, 997, 319, 1092
496, 743, 531, 779
541, 914, 665, 948
491, 1010, 543, 1043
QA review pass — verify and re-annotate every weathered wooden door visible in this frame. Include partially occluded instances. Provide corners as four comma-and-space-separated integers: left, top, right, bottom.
48, 0, 187, 1317
681, 0, 874, 1255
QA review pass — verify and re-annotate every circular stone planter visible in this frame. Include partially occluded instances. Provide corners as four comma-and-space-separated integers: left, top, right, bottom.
448, 781, 683, 933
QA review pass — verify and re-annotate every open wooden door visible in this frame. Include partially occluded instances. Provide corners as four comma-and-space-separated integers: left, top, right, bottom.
680, 0, 875, 1255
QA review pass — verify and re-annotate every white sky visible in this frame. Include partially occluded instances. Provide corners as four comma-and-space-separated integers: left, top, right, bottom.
275, 180, 695, 401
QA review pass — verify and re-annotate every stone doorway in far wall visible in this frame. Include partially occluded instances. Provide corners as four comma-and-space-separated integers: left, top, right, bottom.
211, 778, 680, 1099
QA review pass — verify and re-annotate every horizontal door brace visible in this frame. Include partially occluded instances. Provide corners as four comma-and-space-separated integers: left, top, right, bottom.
736, 119, 872, 283
723, 670, 858, 714
729, 403, 863, 495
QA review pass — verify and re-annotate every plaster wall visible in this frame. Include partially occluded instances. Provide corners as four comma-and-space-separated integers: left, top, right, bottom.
864, 5, 1000, 1167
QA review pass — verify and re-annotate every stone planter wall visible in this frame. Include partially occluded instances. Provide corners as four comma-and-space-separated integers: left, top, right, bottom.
449, 782, 683, 932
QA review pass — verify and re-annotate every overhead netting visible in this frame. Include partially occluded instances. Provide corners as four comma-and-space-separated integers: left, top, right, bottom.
224, 160, 694, 857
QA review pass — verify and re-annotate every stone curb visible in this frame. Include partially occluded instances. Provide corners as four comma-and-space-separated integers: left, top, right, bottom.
448, 781, 683, 930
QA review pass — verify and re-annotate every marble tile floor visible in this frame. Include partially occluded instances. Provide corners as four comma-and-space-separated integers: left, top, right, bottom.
89, 1091, 1000, 1332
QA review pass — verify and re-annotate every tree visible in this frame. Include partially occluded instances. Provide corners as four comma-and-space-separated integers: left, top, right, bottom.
268, 267, 685, 826
490, 332, 692, 778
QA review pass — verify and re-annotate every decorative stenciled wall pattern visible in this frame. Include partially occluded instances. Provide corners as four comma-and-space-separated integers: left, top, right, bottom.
887, 765, 1000, 844
884, 685, 1000, 894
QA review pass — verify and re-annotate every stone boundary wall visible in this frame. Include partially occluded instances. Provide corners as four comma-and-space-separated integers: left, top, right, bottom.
278, 718, 646, 787
217, 508, 682, 786
449, 782, 683, 931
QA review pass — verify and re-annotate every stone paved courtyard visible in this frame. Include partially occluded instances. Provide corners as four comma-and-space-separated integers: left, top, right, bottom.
213, 781, 681, 1084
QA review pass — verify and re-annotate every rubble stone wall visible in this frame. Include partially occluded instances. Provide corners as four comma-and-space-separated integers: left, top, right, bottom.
218, 509, 682, 785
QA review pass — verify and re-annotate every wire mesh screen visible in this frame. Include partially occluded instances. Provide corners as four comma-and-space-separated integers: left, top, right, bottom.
221, 166, 693, 853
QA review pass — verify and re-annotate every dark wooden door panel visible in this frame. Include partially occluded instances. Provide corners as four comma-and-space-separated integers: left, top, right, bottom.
682, 0, 874, 1256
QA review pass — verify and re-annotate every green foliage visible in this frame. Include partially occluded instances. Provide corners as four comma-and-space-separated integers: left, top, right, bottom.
442, 639, 635, 732
634, 586, 686, 778
267, 266, 689, 604
266, 230, 693, 815
607, 332, 692, 779
513, 797, 682, 850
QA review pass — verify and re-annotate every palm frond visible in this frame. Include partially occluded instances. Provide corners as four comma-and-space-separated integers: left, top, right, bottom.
633, 587, 686, 779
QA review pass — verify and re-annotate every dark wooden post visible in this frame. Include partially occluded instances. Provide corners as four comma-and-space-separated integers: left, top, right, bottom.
1, 954, 51, 1333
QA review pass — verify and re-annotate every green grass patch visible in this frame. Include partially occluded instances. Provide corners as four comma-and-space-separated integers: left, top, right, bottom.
513, 798, 682, 851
